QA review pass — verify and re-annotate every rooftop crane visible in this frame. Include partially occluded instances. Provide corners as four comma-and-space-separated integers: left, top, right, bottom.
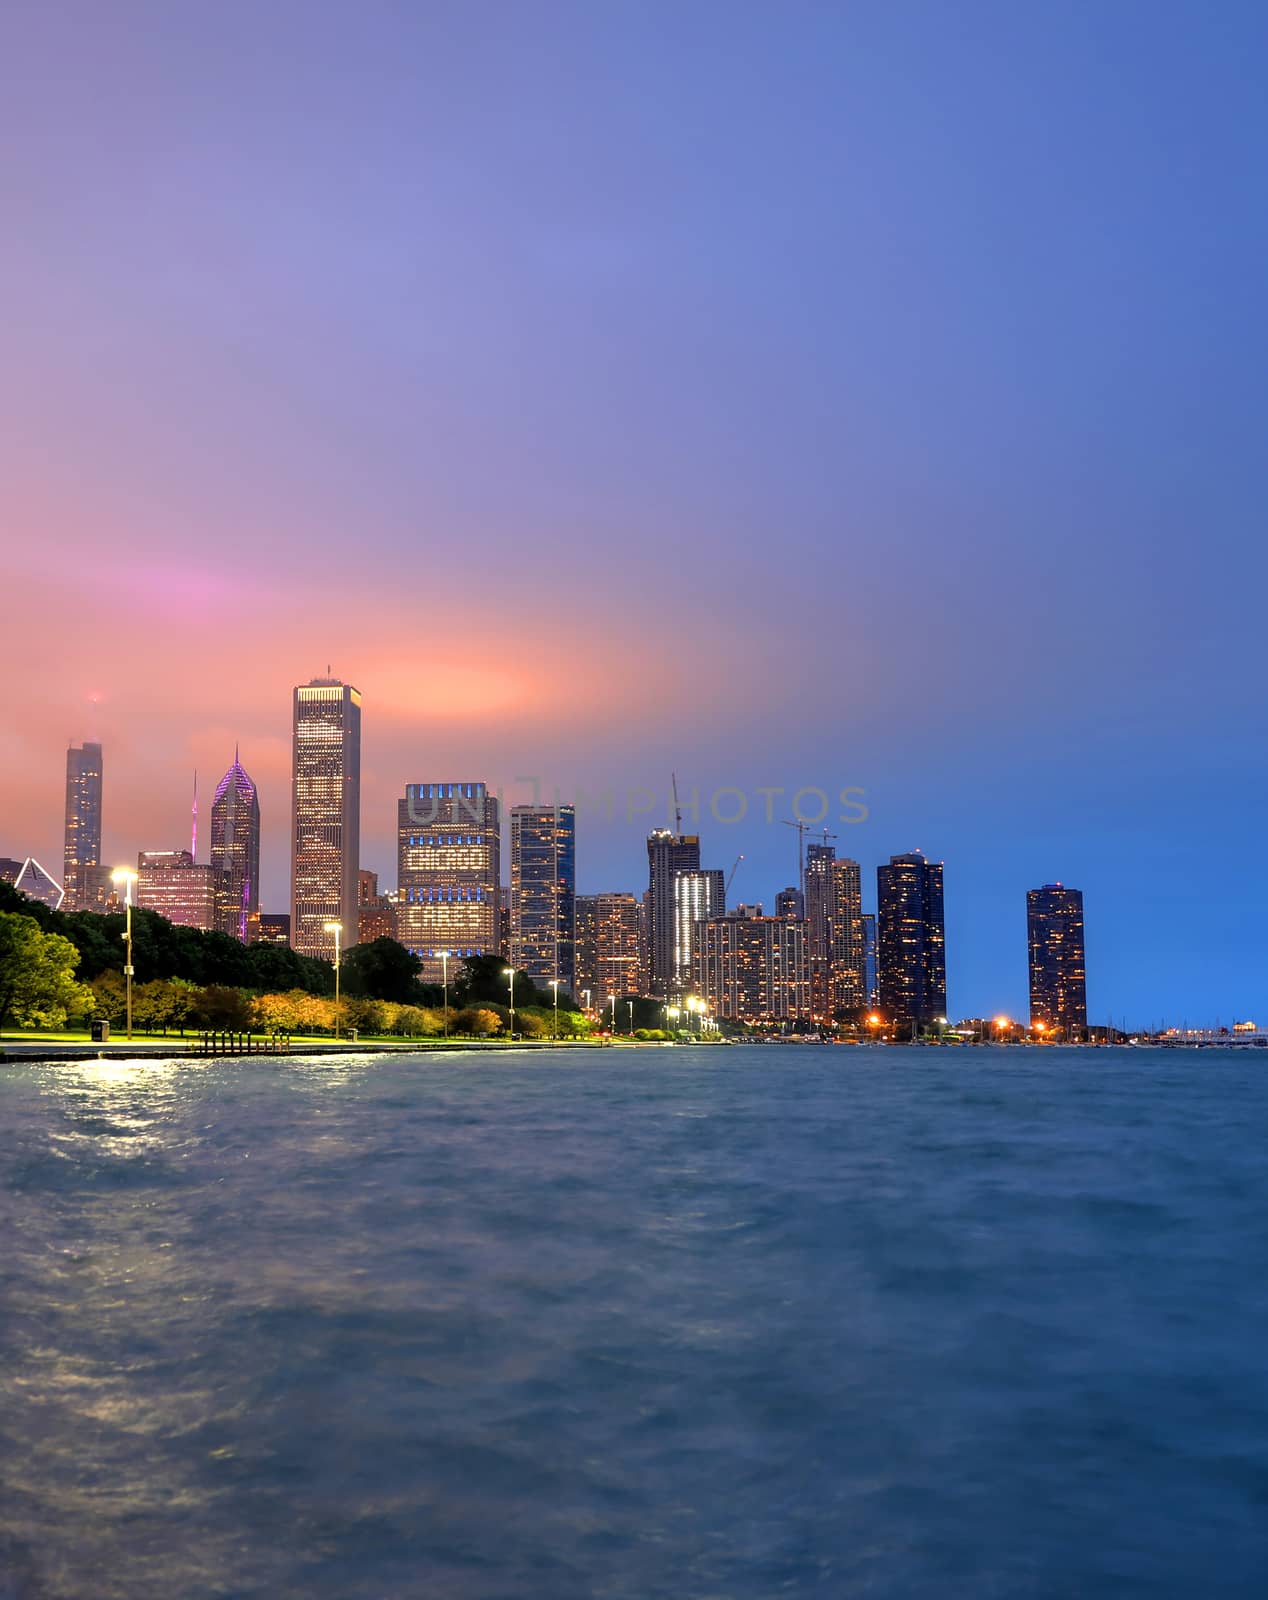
726, 853, 745, 895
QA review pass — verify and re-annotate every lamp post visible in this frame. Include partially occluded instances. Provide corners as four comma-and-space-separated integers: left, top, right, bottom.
867, 1012, 882, 1044
993, 1014, 1010, 1044
627, 1000, 635, 1036
438, 950, 450, 1039
666, 1005, 680, 1034
111, 868, 138, 1040
504, 967, 515, 1040
549, 977, 561, 1039
935, 1014, 948, 1043
324, 921, 343, 1039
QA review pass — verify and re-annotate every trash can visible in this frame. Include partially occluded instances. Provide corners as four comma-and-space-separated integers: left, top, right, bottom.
91, 1019, 110, 1043
347, 1027, 359, 1044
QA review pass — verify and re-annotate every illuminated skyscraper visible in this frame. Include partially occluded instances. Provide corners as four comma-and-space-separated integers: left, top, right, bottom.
575, 893, 641, 1005
291, 677, 361, 958
861, 912, 879, 1009
396, 784, 500, 982
63, 741, 103, 912
671, 867, 725, 994
696, 910, 808, 1022
510, 804, 576, 989
645, 830, 701, 996
829, 857, 865, 1017
804, 843, 835, 1018
1027, 883, 1087, 1036
877, 851, 946, 1033
137, 850, 217, 931
210, 752, 260, 943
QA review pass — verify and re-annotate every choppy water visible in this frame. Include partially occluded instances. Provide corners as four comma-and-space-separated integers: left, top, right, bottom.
2, 1046, 1267, 1598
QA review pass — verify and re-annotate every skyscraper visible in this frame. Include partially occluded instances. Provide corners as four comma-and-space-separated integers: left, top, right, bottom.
396, 783, 500, 982
829, 857, 865, 1017
804, 843, 835, 1019
510, 804, 576, 989
696, 909, 808, 1022
1027, 883, 1087, 1036
645, 830, 701, 996
671, 867, 725, 994
574, 893, 641, 1006
63, 741, 103, 912
210, 752, 260, 943
775, 885, 804, 920
877, 851, 946, 1034
291, 677, 361, 958
861, 912, 879, 1009
137, 850, 217, 931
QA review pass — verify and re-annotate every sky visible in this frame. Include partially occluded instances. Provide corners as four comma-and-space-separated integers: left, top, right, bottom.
2, 0, 1266, 1024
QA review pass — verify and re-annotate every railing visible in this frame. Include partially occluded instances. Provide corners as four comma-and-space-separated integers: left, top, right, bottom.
195, 1031, 292, 1057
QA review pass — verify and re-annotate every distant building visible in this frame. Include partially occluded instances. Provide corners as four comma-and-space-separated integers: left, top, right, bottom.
358, 904, 397, 943
877, 851, 946, 1033
804, 844, 835, 1019
639, 890, 653, 994
397, 784, 500, 982
775, 885, 803, 920
137, 850, 217, 931
210, 752, 260, 943
0, 858, 21, 886
829, 857, 865, 1017
510, 804, 575, 989
291, 677, 361, 959
358, 868, 380, 907
575, 893, 641, 1006
63, 741, 103, 912
671, 867, 725, 996
1027, 883, 1087, 1036
13, 857, 65, 910
696, 911, 808, 1022
645, 830, 701, 996
256, 913, 291, 946
861, 912, 879, 1009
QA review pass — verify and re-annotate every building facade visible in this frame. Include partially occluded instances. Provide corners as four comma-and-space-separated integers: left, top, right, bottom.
645, 830, 701, 995
877, 851, 946, 1033
696, 909, 808, 1022
291, 678, 361, 958
775, 885, 804, 920
256, 913, 291, 946
137, 850, 218, 931
510, 804, 576, 989
804, 843, 836, 1019
671, 867, 726, 995
861, 912, 879, 1009
829, 857, 865, 1018
575, 893, 641, 1006
210, 753, 260, 943
1027, 883, 1087, 1035
63, 741, 103, 912
396, 783, 500, 982
13, 858, 65, 910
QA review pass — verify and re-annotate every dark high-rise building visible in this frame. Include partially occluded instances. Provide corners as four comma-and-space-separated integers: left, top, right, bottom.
861, 912, 879, 1009
210, 752, 260, 943
877, 851, 946, 1033
671, 867, 725, 994
829, 857, 865, 1017
256, 912, 291, 946
775, 885, 804, 920
291, 677, 361, 959
575, 893, 641, 1006
510, 804, 576, 989
804, 843, 836, 1019
358, 868, 381, 907
0, 858, 21, 886
1027, 883, 1087, 1036
397, 783, 500, 982
645, 830, 701, 996
63, 741, 103, 912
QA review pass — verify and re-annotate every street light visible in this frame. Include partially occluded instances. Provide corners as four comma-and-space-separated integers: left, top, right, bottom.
504, 967, 515, 1040
993, 1014, 1010, 1044
866, 1012, 882, 1043
608, 994, 617, 1034
437, 950, 450, 1039
627, 1000, 635, 1036
111, 868, 138, 1040
666, 1005, 680, 1033
548, 977, 561, 1039
935, 1014, 948, 1043
324, 921, 343, 1039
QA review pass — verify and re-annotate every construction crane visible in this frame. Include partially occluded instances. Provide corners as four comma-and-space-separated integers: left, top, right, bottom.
781, 820, 838, 900
671, 771, 683, 834
726, 853, 745, 895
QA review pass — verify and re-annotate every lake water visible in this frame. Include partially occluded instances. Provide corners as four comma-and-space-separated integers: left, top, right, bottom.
2, 1045, 1266, 1598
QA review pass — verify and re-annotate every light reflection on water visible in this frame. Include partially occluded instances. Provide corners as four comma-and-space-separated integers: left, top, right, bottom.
2, 1048, 1267, 1599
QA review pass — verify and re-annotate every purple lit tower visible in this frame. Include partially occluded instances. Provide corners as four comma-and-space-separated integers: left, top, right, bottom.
210, 750, 260, 942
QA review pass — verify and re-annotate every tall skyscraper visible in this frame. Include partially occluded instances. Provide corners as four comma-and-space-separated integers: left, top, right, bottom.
696, 909, 808, 1022
291, 677, 361, 958
210, 752, 260, 943
775, 885, 804, 920
671, 867, 725, 994
861, 912, 879, 1009
396, 783, 500, 982
575, 893, 641, 1006
877, 851, 946, 1034
1027, 883, 1087, 1036
510, 804, 576, 989
829, 857, 865, 1017
645, 830, 701, 996
63, 741, 103, 912
137, 850, 217, 931
804, 843, 836, 1018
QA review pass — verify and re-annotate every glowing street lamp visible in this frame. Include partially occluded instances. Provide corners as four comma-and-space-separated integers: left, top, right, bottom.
993, 1014, 1010, 1043
437, 950, 450, 1039
111, 868, 138, 1040
866, 1012, 882, 1043
324, 922, 343, 1038
608, 994, 617, 1034
504, 967, 515, 1039
548, 977, 561, 1039
666, 1005, 680, 1033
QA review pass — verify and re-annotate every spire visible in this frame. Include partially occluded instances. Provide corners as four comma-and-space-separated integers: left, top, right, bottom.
192, 770, 198, 860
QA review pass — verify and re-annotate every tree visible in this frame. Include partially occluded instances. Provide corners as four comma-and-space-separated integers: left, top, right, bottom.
343, 938, 423, 1003
0, 913, 93, 1030
457, 954, 541, 1009
453, 1006, 502, 1036
191, 986, 253, 1030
